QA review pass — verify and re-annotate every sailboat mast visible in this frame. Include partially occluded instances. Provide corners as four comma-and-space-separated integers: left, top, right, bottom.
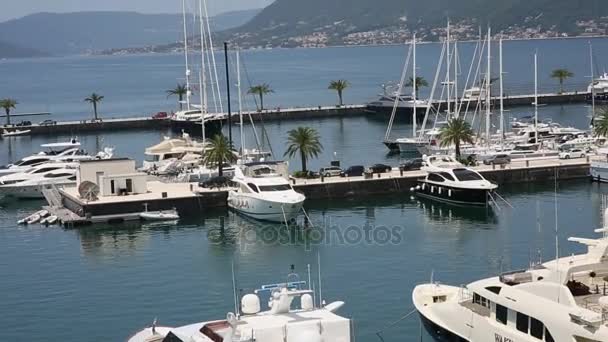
485, 28, 491, 148
499, 37, 504, 146
534, 52, 539, 145
412, 34, 417, 138
590, 42, 596, 125
182, 0, 191, 110
202, 0, 224, 113
454, 41, 459, 117
224, 42, 233, 146
446, 20, 451, 116
237, 49, 244, 153
198, 0, 207, 141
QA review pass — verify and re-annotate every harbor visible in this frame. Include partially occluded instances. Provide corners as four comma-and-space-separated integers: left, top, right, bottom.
2, 17, 608, 342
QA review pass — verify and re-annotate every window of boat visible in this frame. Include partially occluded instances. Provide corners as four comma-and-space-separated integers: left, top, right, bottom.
247, 183, 259, 193
44, 172, 74, 178
19, 158, 48, 166
516, 312, 529, 333
530, 317, 543, 339
545, 328, 554, 342
258, 184, 292, 192
453, 169, 483, 181
144, 155, 160, 162
427, 173, 445, 182
33, 167, 60, 174
495, 304, 508, 325
485, 286, 502, 295
439, 172, 455, 181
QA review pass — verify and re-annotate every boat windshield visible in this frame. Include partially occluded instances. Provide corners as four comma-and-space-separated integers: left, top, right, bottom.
258, 184, 292, 192
144, 155, 160, 162
452, 169, 483, 181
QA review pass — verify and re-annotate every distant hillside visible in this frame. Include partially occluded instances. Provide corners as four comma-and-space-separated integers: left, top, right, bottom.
225, 0, 608, 47
0, 9, 260, 56
0, 40, 49, 58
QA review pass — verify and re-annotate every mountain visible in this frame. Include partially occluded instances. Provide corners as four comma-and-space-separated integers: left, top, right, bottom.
225, 0, 608, 47
0, 40, 49, 58
0, 9, 261, 56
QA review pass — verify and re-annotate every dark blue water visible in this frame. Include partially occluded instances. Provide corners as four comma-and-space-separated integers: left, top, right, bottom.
1, 41, 608, 341
1, 37, 607, 122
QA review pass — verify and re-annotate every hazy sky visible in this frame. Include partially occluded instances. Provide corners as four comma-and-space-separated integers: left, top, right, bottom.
1, 0, 274, 22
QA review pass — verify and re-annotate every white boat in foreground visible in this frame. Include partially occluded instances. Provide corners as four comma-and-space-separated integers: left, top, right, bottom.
140, 209, 180, 221
127, 268, 351, 342
413, 208, 608, 342
2, 129, 31, 137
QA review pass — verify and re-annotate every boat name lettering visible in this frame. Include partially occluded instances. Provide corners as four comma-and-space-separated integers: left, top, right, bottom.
495, 333, 514, 342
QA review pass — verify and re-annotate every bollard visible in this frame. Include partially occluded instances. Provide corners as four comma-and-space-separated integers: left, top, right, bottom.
526, 160, 529, 167
291, 177, 296, 185
190, 184, 193, 191
492, 163, 495, 170
321, 174, 324, 183
400, 169, 403, 177
378, 173, 381, 178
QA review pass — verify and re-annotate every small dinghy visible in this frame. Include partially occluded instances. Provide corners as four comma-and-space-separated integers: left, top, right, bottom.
26, 214, 41, 224
20, 209, 49, 225
140, 209, 179, 221
41, 215, 58, 225
2, 129, 31, 137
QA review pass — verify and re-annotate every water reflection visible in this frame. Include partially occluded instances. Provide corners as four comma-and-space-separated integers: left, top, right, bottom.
415, 197, 498, 225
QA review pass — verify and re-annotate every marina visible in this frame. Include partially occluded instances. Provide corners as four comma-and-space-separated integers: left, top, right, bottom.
2, 11, 608, 342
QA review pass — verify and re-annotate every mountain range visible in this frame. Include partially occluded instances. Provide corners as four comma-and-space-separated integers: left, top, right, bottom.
0, 9, 260, 58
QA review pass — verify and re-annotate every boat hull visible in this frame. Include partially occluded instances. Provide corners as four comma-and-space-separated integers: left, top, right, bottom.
419, 312, 470, 342
0, 183, 74, 199
591, 162, 608, 182
414, 181, 491, 206
170, 118, 223, 138
228, 192, 304, 222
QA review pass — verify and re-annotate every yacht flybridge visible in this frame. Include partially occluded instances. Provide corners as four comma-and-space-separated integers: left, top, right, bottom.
127, 268, 351, 342
141, 132, 209, 172
0, 139, 92, 176
413, 208, 608, 342
413, 155, 497, 206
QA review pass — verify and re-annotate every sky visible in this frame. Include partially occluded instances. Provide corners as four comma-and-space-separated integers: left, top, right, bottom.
0, 0, 274, 22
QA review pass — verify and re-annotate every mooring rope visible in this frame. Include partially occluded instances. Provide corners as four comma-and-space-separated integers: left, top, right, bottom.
375, 307, 418, 342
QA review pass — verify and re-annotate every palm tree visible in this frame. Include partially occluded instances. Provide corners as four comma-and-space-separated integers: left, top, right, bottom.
84, 93, 104, 121
166, 84, 188, 110
203, 135, 237, 177
405, 76, 429, 98
438, 117, 475, 159
594, 108, 608, 137
284, 127, 323, 172
328, 80, 349, 106
248, 83, 274, 111
0, 98, 18, 126
550, 68, 574, 94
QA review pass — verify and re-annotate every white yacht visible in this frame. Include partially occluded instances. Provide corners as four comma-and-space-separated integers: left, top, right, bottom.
0, 140, 90, 176
413, 155, 497, 206
413, 208, 608, 342
0, 162, 78, 199
141, 133, 208, 172
228, 162, 305, 223
368, 93, 428, 114
589, 72, 608, 94
127, 268, 351, 342
591, 148, 608, 182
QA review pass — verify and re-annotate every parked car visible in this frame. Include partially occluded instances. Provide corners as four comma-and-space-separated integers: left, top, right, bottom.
152, 111, 169, 120
341, 165, 365, 177
399, 158, 424, 171
369, 163, 393, 173
483, 154, 511, 165
16, 120, 32, 127
319, 166, 342, 177
559, 149, 586, 160
39, 119, 57, 126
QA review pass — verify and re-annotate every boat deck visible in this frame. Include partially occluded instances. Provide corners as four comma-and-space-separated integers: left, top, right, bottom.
459, 300, 491, 318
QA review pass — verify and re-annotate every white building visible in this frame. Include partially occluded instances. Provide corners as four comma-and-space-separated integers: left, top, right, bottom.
77, 158, 148, 197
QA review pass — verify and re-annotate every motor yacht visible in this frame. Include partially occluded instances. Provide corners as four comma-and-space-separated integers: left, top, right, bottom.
141, 132, 208, 172
589, 72, 608, 95
413, 155, 497, 206
413, 208, 608, 342
0, 162, 78, 199
0, 139, 90, 176
228, 162, 305, 223
368, 93, 429, 115
127, 267, 351, 342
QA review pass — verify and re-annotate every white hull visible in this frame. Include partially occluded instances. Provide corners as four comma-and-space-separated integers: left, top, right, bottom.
228, 191, 304, 222
591, 161, 608, 182
396, 138, 423, 153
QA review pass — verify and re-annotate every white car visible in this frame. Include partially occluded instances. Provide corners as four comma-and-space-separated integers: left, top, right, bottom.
559, 148, 586, 159
319, 166, 342, 177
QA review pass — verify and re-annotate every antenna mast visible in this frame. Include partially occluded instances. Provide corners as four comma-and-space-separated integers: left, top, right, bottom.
182, 0, 191, 110
412, 34, 417, 138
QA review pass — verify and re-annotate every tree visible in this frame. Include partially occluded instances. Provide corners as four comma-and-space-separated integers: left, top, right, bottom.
203, 135, 237, 177
328, 79, 349, 106
248, 83, 274, 111
84, 93, 104, 121
593, 108, 608, 137
405, 76, 428, 98
550, 68, 574, 94
0, 98, 17, 126
166, 84, 188, 110
438, 117, 475, 159
284, 127, 323, 172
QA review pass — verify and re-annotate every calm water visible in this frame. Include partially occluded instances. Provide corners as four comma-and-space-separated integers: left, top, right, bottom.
1, 40, 608, 341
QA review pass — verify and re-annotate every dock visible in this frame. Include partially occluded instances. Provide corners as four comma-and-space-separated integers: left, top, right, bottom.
44, 156, 592, 227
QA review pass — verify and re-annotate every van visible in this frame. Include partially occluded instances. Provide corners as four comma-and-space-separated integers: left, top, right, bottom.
341, 165, 365, 177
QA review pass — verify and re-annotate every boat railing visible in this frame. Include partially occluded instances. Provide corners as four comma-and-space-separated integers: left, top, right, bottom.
458, 285, 473, 303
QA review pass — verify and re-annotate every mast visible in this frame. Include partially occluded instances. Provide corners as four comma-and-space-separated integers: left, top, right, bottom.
224, 42, 233, 146
198, 0, 207, 141
485, 27, 491, 148
202, 0, 223, 113
237, 49, 244, 153
590, 42, 596, 127
412, 34, 417, 138
534, 52, 539, 145
182, 0, 191, 110
499, 36, 504, 146
446, 20, 451, 116
454, 40, 459, 118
